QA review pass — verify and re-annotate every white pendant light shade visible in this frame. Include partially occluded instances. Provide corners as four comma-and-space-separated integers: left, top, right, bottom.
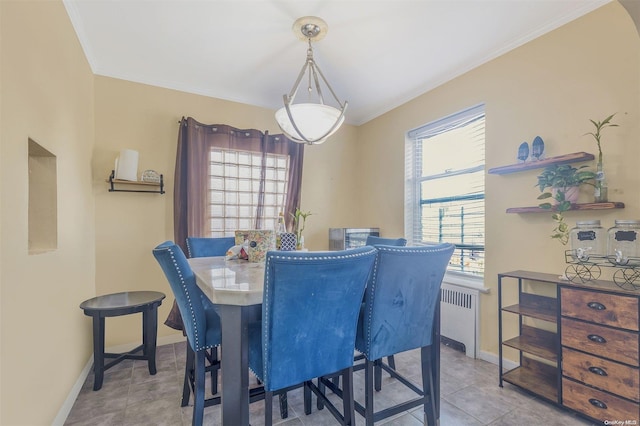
275, 104, 344, 144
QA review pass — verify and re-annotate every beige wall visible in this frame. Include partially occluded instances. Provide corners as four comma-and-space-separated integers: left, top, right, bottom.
0, 1, 96, 425
358, 1, 640, 359
1, 1, 638, 424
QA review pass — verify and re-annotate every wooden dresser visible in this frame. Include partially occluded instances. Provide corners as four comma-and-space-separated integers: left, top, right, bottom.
561, 286, 639, 422
498, 271, 639, 424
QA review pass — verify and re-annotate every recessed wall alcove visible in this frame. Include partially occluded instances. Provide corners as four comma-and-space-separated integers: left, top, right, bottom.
28, 138, 57, 254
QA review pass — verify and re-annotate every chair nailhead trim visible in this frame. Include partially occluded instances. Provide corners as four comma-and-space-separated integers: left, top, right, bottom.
165, 246, 202, 350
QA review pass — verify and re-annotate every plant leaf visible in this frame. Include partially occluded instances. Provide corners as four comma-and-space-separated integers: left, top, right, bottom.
602, 113, 616, 125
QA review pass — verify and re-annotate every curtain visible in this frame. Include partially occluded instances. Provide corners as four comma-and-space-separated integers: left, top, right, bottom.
173, 117, 304, 251
165, 117, 304, 330
264, 131, 304, 232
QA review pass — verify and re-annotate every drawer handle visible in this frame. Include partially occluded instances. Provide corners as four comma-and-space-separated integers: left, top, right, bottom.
587, 301, 607, 311
588, 366, 608, 376
588, 398, 608, 410
587, 334, 607, 344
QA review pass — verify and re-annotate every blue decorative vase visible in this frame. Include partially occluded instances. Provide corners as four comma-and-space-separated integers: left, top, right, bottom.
280, 232, 297, 251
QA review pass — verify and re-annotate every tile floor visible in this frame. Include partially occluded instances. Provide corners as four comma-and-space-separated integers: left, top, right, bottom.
64, 342, 595, 425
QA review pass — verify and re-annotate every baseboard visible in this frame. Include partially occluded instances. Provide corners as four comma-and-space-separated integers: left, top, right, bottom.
478, 349, 519, 371
51, 355, 93, 426
53, 334, 186, 425
157, 333, 187, 346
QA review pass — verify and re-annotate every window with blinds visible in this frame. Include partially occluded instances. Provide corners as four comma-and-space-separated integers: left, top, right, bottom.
208, 148, 290, 237
405, 104, 485, 276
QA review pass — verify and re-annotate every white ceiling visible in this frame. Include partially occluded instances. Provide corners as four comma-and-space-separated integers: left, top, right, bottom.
63, 0, 611, 126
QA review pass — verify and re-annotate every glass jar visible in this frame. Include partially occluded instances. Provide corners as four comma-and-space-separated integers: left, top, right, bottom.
607, 220, 640, 265
569, 220, 605, 261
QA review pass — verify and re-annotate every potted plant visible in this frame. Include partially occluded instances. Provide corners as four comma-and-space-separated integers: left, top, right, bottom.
584, 113, 618, 202
290, 208, 312, 249
536, 164, 596, 245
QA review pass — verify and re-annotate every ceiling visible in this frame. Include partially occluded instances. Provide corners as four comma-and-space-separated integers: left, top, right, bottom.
63, 0, 612, 126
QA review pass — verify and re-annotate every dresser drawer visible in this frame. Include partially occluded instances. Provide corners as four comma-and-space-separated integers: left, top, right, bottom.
563, 378, 639, 423
561, 317, 639, 365
563, 347, 639, 402
561, 287, 639, 331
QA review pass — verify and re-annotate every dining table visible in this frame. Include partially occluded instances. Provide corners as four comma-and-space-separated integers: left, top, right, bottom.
189, 255, 441, 426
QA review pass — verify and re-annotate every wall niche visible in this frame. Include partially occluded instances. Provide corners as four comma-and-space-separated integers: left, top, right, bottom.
28, 138, 57, 254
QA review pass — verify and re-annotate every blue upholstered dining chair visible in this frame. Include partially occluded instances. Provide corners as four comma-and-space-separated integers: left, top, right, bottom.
365, 235, 407, 247
181, 237, 234, 407
186, 236, 289, 419
248, 247, 377, 426
186, 236, 235, 259
363, 235, 407, 372
153, 241, 222, 426
354, 243, 454, 426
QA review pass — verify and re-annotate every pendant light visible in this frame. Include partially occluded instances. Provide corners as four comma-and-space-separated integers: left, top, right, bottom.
275, 16, 347, 145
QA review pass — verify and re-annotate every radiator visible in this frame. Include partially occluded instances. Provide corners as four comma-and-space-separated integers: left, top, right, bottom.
440, 282, 479, 358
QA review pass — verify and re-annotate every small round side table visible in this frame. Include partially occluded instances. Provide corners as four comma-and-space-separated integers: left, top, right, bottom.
80, 291, 166, 390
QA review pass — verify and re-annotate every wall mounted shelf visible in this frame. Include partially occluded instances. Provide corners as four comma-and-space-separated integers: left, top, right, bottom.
107, 170, 164, 194
506, 202, 624, 214
488, 152, 595, 175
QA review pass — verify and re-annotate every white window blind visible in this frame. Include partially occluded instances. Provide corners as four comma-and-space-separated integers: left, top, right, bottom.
405, 104, 485, 276
208, 148, 290, 237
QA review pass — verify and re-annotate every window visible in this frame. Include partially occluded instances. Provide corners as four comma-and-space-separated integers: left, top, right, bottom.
405, 104, 485, 276
208, 148, 290, 237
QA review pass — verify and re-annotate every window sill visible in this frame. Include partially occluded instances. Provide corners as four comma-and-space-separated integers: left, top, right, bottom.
443, 272, 490, 294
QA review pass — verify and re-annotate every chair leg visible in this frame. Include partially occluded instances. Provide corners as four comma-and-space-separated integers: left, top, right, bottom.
387, 354, 396, 370
421, 346, 437, 426
364, 359, 375, 426
192, 350, 206, 426
316, 377, 325, 410
304, 380, 312, 415
374, 358, 383, 391
279, 392, 288, 419
182, 344, 195, 407
208, 347, 219, 395
264, 390, 273, 426
342, 367, 355, 426
331, 375, 340, 387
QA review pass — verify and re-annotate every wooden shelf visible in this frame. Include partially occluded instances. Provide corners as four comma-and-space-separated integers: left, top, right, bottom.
488, 152, 595, 175
502, 325, 557, 362
108, 179, 160, 187
106, 170, 164, 194
503, 293, 557, 323
506, 202, 624, 214
502, 357, 558, 402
